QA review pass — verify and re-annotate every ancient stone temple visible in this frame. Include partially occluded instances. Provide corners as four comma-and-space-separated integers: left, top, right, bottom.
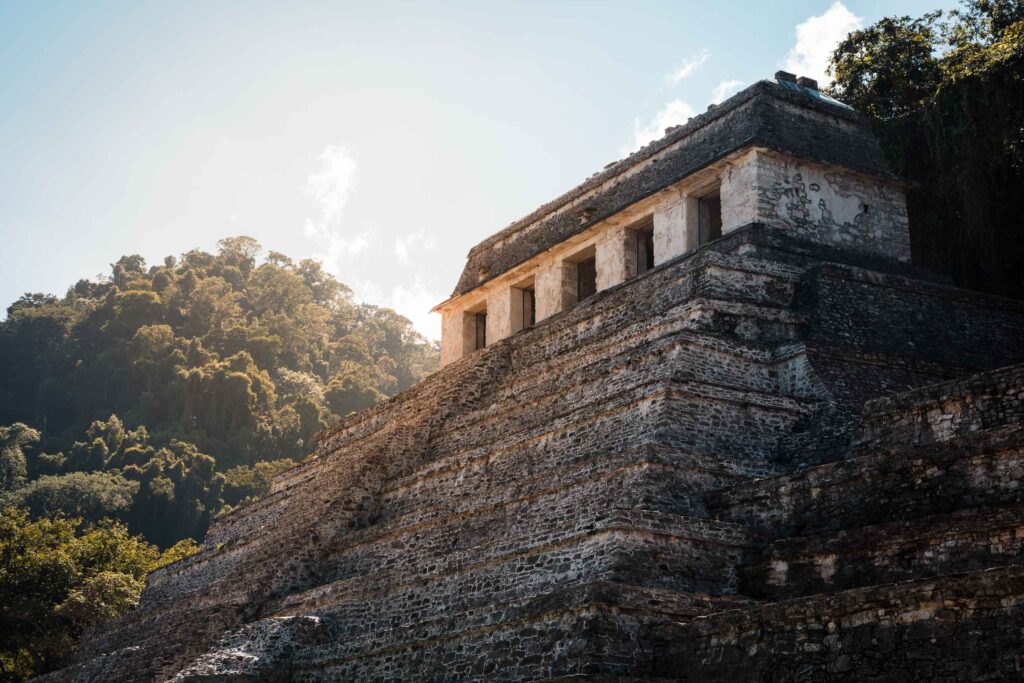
47, 73, 1024, 681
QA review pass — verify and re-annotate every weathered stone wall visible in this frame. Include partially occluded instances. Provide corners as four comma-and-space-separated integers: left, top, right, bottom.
742, 504, 1024, 599
712, 426, 1024, 538
854, 362, 1024, 453
665, 361, 1024, 680
54, 226, 1024, 682
721, 150, 910, 262
651, 566, 1024, 682
453, 80, 896, 297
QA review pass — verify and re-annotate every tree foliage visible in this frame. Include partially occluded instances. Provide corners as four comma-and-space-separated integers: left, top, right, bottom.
0, 239, 438, 548
0, 425, 38, 492
827, 0, 1024, 298
0, 238, 437, 679
221, 458, 299, 508
0, 508, 196, 681
0, 237, 437, 467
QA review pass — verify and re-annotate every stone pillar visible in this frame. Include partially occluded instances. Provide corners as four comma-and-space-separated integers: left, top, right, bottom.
486, 284, 525, 343
596, 227, 636, 291
535, 260, 577, 322
654, 191, 699, 264
721, 151, 764, 232
682, 194, 700, 252
440, 309, 477, 367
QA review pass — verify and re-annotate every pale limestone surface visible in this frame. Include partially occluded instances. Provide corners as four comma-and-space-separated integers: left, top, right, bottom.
437, 147, 909, 367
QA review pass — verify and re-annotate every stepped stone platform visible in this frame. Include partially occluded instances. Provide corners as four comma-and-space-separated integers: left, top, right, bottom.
42, 76, 1024, 681
44, 227, 1024, 682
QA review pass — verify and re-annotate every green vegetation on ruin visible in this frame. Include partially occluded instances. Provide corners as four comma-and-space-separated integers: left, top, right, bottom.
827, 0, 1024, 299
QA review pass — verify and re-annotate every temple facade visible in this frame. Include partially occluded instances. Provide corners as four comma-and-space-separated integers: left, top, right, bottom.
434, 72, 909, 366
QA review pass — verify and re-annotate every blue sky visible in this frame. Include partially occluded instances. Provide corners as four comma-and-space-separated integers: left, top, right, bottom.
0, 0, 954, 338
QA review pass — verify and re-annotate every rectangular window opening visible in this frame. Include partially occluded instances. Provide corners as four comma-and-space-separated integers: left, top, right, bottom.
576, 256, 597, 302
474, 310, 487, 350
634, 220, 655, 276
521, 287, 535, 329
698, 189, 722, 245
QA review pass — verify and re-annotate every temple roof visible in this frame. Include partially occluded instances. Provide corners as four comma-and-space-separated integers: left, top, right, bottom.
447, 77, 895, 300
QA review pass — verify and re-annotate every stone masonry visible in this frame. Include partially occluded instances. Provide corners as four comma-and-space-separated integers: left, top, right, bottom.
39, 75, 1024, 681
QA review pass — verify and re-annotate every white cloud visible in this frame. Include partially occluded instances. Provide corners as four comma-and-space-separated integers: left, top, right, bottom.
394, 230, 436, 265
299, 144, 441, 340
354, 277, 443, 341
666, 50, 710, 86
625, 98, 697, 154
784, 1, 862, 86
710, 79, 744, 104
305, 144, 357, 228
389, 280, 442, 340
303, 144, 372, 274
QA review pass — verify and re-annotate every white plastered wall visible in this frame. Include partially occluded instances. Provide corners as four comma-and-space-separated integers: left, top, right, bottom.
720, 149, 910, 259
435, 147, 909, 366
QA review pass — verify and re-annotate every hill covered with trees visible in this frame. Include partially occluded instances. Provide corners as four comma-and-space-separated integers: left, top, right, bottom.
0, 236, 437, 547
0, 237, 437, 678
0, 236, 436, 468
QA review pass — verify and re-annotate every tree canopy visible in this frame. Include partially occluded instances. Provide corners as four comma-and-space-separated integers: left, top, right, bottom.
0, 508, 196, 681
0, 237, 437, 467
827, 0, 1024, 298
0, 238, 437, 680
0, 238, 437, 547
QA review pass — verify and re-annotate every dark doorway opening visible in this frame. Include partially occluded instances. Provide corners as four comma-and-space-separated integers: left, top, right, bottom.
521, 287, 535, 329
699, 191, 722, 244
577, 256, 597, 302
474, 311, 487, 350
635, 221, 655, 276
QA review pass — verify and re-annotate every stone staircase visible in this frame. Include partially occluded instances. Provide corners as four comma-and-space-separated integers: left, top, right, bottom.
263, 250, 807, 680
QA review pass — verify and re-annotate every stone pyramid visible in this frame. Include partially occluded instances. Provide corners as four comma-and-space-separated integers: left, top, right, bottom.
44, 75, 1024, 682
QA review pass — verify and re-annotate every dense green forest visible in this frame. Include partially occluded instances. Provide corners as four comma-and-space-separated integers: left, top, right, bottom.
0, 237, 437, 679
826, 0, 1024, 299
0, 236, 437, 545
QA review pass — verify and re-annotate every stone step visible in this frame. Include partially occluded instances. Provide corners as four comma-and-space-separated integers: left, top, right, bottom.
797, 262, 1024, 372
429, 377, 811, 469
72, 596, 252, 683
304, 339, 516, 476
329, 503, 751, 593
378, 445, 776, 532
741, 503, 1024, 599
272, 509, 752, 643
286, 581, 753, 682
504, 250, 801, 369
852, 361, 1024, 455
485, 324, 779, 419
434, 342, 771, 460
508, 310, 776, 386
709, 423, 1024, 538
649, 564, 1024, 681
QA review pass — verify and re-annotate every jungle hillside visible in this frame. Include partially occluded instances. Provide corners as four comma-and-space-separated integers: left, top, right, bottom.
0, 237, 437, 679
